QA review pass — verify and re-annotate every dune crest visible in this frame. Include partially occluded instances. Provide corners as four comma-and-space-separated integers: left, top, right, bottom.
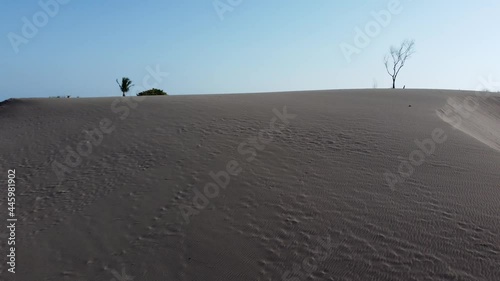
437, 95, 500, 152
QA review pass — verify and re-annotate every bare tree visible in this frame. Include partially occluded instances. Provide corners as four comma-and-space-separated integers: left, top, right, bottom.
384, 39, 415, 89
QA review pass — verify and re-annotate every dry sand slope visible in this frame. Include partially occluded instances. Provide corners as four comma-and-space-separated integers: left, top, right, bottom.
0, 89, 499, 281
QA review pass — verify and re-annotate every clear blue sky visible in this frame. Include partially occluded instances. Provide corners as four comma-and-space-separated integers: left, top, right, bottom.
1, 0, 499, 100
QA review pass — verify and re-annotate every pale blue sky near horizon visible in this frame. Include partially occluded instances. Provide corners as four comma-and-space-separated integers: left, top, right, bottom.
1, 0, 499, 101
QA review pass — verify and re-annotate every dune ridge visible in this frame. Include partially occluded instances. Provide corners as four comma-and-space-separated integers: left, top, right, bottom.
437, 94, 500, 153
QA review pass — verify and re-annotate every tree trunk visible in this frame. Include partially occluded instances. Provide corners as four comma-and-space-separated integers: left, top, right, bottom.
392, 78, 396, 89
122, 92, 125, 97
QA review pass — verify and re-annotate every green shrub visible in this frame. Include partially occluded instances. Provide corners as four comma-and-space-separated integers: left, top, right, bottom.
137, 88, 168, 96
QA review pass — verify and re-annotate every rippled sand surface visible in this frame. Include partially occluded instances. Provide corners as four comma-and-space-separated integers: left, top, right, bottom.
0, 89, 499, 280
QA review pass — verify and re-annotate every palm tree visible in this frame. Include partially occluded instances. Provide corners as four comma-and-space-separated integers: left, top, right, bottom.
116, 77, 134, 97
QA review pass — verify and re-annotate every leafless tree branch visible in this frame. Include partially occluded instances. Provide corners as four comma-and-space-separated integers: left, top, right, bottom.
384, 39, 415, 89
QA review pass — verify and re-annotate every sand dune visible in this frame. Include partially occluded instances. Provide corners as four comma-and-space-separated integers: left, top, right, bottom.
1, 89, 499, 280
437, 94, 500, 152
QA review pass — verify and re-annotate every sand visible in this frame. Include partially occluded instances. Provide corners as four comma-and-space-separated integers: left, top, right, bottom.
0, 89, 499, 280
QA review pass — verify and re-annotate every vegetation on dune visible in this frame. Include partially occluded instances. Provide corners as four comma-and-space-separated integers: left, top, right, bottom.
384, 39, 415, 89
137, 88, 168, 96
116, 77, 134, 97
49, 95, 73, 98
